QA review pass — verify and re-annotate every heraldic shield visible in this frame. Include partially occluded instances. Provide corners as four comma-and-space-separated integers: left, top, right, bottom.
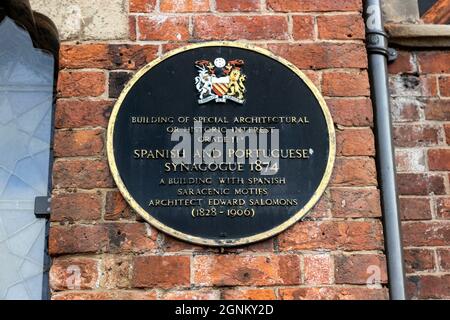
195, 57, 247, 104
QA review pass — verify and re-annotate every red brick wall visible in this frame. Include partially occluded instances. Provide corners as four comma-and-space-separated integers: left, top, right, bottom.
50, 0, 389, 300
389, 50, 450, 299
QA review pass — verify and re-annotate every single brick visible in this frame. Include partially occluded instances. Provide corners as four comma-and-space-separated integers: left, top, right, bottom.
160, 0, 210, 12
438, 249, 450, 271
161, 290, 219, 300
389, 74, 438, 97
388, 51, 415, 74
279, 287, 388, 300
129, 16, 137, 41
50, 257, 99, 290
130, 0, 157, 12
216, 0, 260, 12
51, 192, 102, 222
106, 222, 157, 253
305, 193, 330, 219
424, 99, 450, 121
393, 124, 439, 148
193, 255, 300, 286
391, 98, 422, 123
109, 71, 133, 98
132, 256, 190, 289
301, 70, 321, 87
428, 149, 450, 171
109, 44, 158, 69
303, 254, 332, 285
105, 190, 133, 220
100, 256, 132, 289
326, 98, 373, 127
268, 43, 367, 70
417, 52, 450, 73
55, 99, 113, 129
221, 239, 275, 254
439, 76, 450, 96
331, 157, 378, 187
407, 275, 450, 299
397, 173, 446, 196
138, 16, 190, 41
222, 288, 276, 300
161, 234, 208, 253
278, 220, 384, 251
57, 71, 106, 98
52, 290, 157, 300
322, 71, 370, 96
445, 124, 450, 144
292, 15, 315, 40
330, 188, 382, 218
54, 129, 104, 157
53, 159, 115, 189
59, 44, 109, 69
193, 15, 289, 40
336, 128, 375, 156
395, 149, 426, 173
49, 225, 109, 255
403, 222, 450, 247
317, 14, 365, 40
404, 249, 435, 273
399, 197, 432, 220
267, 0, 361, 12
436, 197, 450, 219
162, 42, 190, 53
334, 254, 387, 284
60, 43, 159, 69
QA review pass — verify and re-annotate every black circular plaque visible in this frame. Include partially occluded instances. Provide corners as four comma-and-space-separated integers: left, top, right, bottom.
107, 42, 335, 246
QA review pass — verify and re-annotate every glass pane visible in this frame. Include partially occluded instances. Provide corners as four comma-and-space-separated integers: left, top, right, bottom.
418, 0, 438, 16
0, 17, 54, 300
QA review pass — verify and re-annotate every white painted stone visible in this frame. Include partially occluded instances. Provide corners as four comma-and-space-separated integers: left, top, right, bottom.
382, 0, 420, 23
29, 0, 128, 41
395, 149, 426, 173
391, 97, 424, 122
389, 75, 426, 97
386, 23, 450, 48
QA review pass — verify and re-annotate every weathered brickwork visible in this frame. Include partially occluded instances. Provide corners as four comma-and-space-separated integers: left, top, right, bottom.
45, 0, 389, 300
389, 50, 450, 299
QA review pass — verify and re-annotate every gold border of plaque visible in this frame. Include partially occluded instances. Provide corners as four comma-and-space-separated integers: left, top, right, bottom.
107, 42, 336, 247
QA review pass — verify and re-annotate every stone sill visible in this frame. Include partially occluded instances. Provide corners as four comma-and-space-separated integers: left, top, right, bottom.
385, 23, 450, 47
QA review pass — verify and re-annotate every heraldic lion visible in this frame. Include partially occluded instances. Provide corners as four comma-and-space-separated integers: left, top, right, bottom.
227, 68, 246, 100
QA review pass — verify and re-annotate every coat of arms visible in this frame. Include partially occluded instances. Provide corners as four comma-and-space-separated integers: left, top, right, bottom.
195, 57, 247, 104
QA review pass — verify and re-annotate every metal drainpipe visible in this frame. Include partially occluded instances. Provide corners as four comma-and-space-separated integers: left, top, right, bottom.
364, 0, 406, 300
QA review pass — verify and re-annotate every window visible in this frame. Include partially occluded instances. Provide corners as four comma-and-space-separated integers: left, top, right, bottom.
0, 2, 58, 300
419, 0, 450, 24
383, 0, 450, 47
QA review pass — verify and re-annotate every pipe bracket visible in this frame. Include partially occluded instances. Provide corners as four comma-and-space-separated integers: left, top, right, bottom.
34, 196, 51, 218
387, 47, 398, 63
366, 29, 390, 56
